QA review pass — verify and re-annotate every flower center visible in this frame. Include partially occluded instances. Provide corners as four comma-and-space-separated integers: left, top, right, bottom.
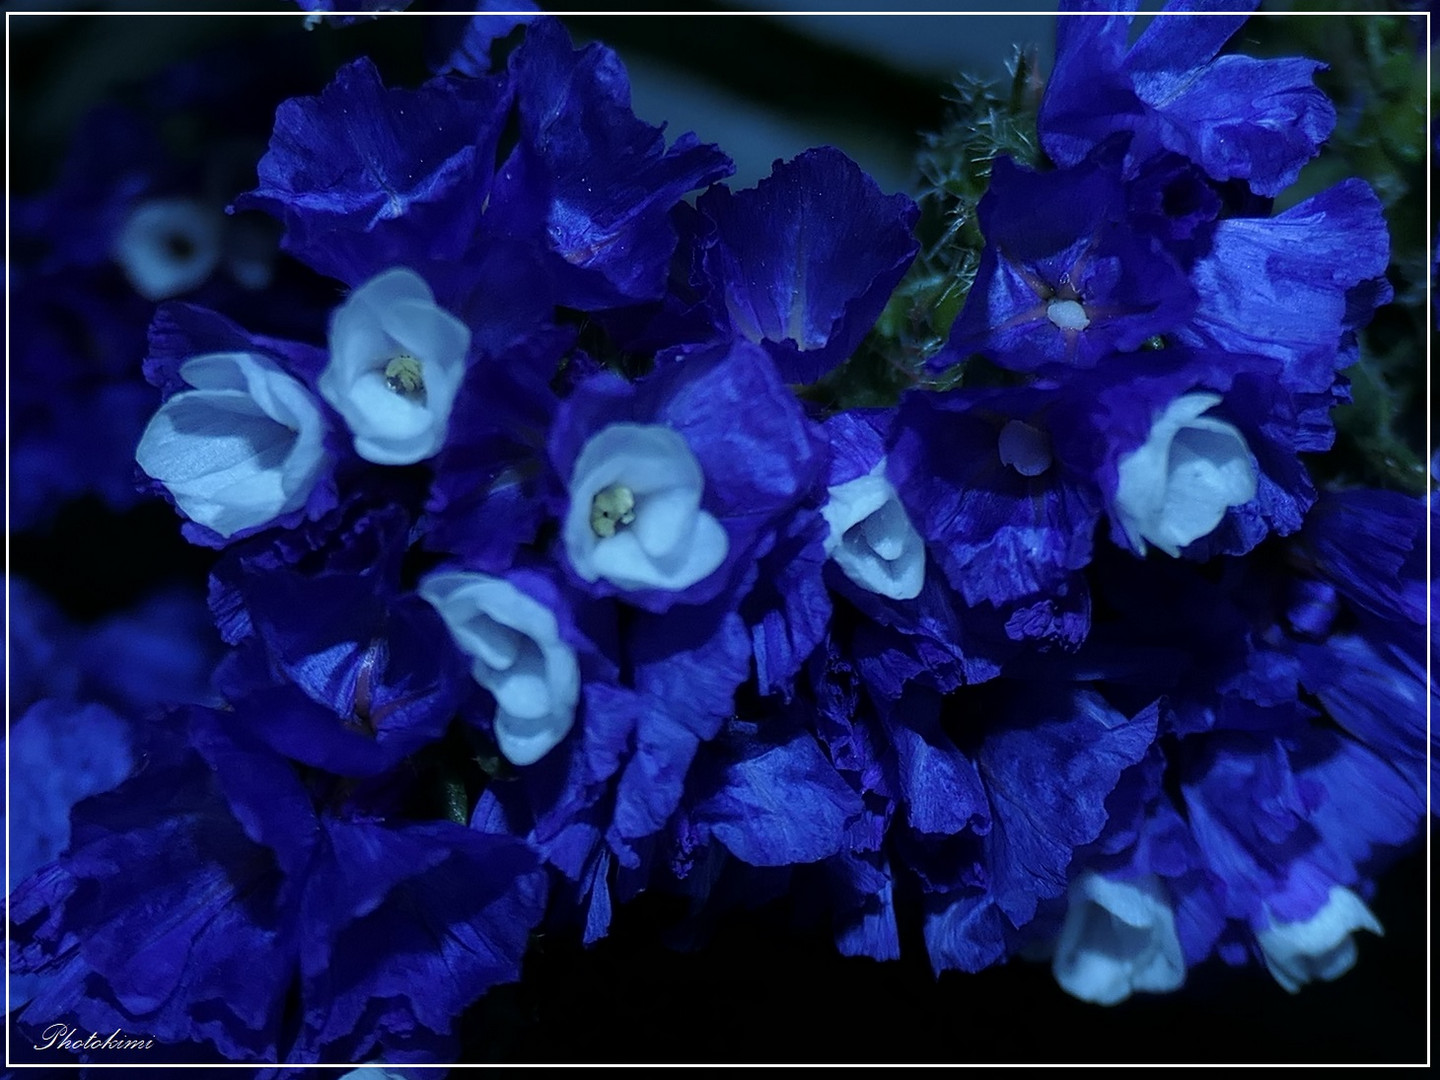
383, 354, 426, 403
1046, 298, 1090, 332
589, 483, 637, 538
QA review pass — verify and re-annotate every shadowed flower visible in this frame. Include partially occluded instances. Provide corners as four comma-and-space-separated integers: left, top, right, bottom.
136, 350, 330, 539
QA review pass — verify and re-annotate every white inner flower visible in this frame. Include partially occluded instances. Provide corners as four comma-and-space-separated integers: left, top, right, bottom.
564, 423, 728, 593
821, 458, 925, 601
419, 570, 580, 767
113, 197, 224, 301
1046, 298, 1090, 332
1113, 392, 1257, 557
1257, 885, 1383, 994
1052, 871, 1186, 1006
997, 418, 1053, 477
135, 351, 328, 538
320, 267, 470, 465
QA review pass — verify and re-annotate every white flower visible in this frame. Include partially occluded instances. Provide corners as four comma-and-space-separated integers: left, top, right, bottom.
113, 197, 223, 301
1052, 871, 1187, 1006
1046, 298, 1090, 332
135, 351, 329, 539
564, 423, 728, 593
1113, 391, 1257, 557
821, 458, 924, 600
1257, 885, 1383, 994
419, 570, 580, 767
320, 267, 470, 465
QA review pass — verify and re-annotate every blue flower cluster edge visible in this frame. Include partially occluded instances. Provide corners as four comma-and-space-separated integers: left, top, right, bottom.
6, 6, 1431, 1069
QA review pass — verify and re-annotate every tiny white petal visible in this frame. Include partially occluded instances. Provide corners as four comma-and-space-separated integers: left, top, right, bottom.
1113, 392, 1257, 557
136, 351, 328, 538
565, 423, 728, 593
821, 459, 925, 601
997, 418, 1053, 477
1046, 298, 1090, 331
1257, 885, 1383, 994
114, 198, 223, 301
320, 267, 471, 465
419, 571, 580, 767
1052, 871, 1186, 1006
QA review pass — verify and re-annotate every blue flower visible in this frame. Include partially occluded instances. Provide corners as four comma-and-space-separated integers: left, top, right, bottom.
423, 328, 569, 571
238, 55, 513, 288
889, 383, 1101, 610
138, 302, 340, 547
938, 151, 1197, 374
503, 18, 733, 309
208, 490, 469, 775
1039, 2, 1335, 197
918, 687, 1160, 974
12, 706, 548, 1064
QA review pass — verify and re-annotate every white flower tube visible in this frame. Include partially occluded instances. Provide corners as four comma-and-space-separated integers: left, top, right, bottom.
1052, 871, 1187, 1006
114, 197, 224, 301
135, 351, 328, 539
1257, 885, 1383, 994
821, 458, 924, 600
564, 423, 728, 593
321, 267, 471, 465
419, 570, 580, 767
1113, 392, 1257, 556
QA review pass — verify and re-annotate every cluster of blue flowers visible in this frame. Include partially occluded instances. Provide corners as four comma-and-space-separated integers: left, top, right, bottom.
8, 8, 1430, 1067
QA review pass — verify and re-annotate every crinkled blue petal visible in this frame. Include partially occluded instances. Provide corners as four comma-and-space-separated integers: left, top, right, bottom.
976, 688, 1160, 927
1042, 5, 1334, 197
11, 739, 293, 1062
295, 820, 545, 1063
696, 147, 918, 383
940, 153, 1196, 373
1179, 180, 1391, 392
877, 686, 989, 838
505, 18, 732, 308
742, 507, 831, 699
688, 721, 862, 866
238, 57, 511, 287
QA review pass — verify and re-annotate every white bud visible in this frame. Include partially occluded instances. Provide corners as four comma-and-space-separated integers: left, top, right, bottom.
136, 351, 329, 539
1113, 392, 1257, 556
1052, 871, 1186, 1006
821, 458, 924, 600
1257, 885, 1383, 994
997, 418, 1052, 477
420, 571, 580, 766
